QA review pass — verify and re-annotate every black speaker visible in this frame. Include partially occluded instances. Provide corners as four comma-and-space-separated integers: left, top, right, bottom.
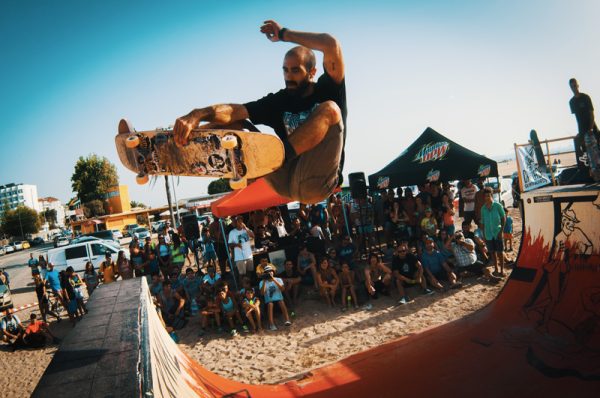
349, 172, 367, 199
181, 214, 200, 240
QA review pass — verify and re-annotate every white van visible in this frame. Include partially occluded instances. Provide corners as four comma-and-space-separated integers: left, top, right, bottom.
47, 241, 128, 273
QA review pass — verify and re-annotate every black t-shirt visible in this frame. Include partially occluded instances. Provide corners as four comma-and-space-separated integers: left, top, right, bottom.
569, 93, 596, 133
278, 268, 300, 279
392, 253, 419, 277
244, 70, 347, 173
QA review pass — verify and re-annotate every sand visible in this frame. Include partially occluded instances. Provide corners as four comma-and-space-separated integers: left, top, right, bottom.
0, 208, 522, 396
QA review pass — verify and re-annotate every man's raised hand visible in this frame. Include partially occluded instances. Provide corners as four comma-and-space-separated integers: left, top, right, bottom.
260, 20, 283, 42
173, 111, 200, 146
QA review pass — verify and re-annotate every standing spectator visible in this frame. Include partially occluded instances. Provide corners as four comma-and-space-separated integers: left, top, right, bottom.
60, 270, 79, 324
392, 243, 433, 303
83, 261, 99, 296
149, 273, 163, 297
460, 179, 479, 224
503, 209, 514, 253
200, 229, 217, 266
420, 237, 461, 290
1, 309, 25, 348
156, 234, 172, 276
569, 78, 600, 177
44, 263, 66, 309
38, 255, 48, 279
117, 250, 134, 280
129, 237, 145, 277
260, 265, 291, 331
480, 187, 506, 276
316, 257, 339, 307
157, 280, 186, 330
144, 244, 160, 276
34, 275, 60, 323
171, 233, 190, 274
99, 252, 118, 284
228, 216, 255, 283
67, 266, 87, 315
473, 179, 486, 225
28, 253, 40, 277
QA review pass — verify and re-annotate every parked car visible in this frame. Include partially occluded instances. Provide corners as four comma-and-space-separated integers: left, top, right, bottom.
84, 230, 118, 243
31, 237, 45, 246
71, 236, 120, 250
55, 237, 70, 247
3, 245, 15, 254
0, 246, 5, 256
11, 241, 24, 251
132, 227, 151, 240
47, 240, 128, 272
123, 224, 140, 237
0, 284, 13, 311
111, 229, 123, 240
21, 241, 30, 250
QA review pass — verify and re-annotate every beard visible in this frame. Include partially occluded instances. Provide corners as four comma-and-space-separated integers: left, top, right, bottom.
285, 79, 311, 96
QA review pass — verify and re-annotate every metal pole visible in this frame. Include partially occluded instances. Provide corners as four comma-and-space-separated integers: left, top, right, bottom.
219, 218, 238, 291
340, 194, 351, 237
170, 176, 181, 226
164, 176, 177, 229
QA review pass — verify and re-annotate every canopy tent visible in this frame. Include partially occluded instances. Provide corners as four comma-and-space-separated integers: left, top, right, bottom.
211, 178, 291, 218
368, 127, 498, 189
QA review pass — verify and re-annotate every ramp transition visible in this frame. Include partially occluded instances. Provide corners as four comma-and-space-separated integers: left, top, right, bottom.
35, 184, 600, 397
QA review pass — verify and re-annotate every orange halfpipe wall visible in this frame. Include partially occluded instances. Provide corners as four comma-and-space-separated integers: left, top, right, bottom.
144, 184, 600, 397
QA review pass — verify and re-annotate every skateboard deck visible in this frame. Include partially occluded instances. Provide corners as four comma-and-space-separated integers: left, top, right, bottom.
530, 129, 549, 175
583, 130, 600, 182
115, 119, 284, 189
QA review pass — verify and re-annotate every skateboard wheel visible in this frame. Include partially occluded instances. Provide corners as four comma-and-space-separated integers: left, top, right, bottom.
222, 135, 238, 149
136, 173, 149, 185
229, 177, 247, 190
126, 135, 140, 148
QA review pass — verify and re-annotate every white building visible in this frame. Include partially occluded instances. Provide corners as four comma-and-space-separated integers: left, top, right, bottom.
39, 197, 66, 227
0, 183, 41, 217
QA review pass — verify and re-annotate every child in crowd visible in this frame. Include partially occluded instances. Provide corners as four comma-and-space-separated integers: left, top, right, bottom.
67, 266, 87, 316
316, 258, 339, 307
503, 208, 513, 252
201, 264, 221, 296
241, 288, 262, 333
260, 265, 291, 331
216, 284, 244, 336
420, 208, 438, 238
339, 262, 359, 311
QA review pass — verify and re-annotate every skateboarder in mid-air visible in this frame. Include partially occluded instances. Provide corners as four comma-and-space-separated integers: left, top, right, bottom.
173, 20, 347, 204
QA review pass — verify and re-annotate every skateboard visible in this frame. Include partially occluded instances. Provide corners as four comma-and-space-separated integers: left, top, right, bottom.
115, 119, 284, 190
583, 129, 600, 182
530, 129, 549, 175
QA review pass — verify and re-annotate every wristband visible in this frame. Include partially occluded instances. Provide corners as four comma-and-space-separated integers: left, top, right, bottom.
278, 28, 288, 41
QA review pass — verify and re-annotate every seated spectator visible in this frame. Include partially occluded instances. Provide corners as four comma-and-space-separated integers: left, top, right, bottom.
149, 273, 163, 297
392, 243, 434, 304
451, 231, 500, 284
157, 280, 186, 330
241, 288, 262, 333
200, 229, 217, 265
420, 207, 438, 238
256, 256, 276, 279
316, 258, 339, 307
1, 309, 24, 349
255, 225, 277, 251
364, 254, 393, 303
297, 244, 318, 288
260, 265, 291, 331
198, 293, 221, 335
23, 313, 58, 347
216, 284, 244, 336
182, 267, 202, 305
201, 265, 221, 296
462, 221, 488, 262
382, 241, 397, 264
327, 248, 341, 272
420, 237, 461, 290
309, 222, 326, 240
436, 229, 454, 261
339, 262, 359, 310
278, 260, 301, 306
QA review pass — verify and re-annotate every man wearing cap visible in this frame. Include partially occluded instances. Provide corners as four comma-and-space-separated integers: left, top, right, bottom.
479, 187, 506, 276
451, 231, 500, 284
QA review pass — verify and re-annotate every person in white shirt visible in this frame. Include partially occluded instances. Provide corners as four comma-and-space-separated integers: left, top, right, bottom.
228, 216, 255, 282
460, 179, 479, 224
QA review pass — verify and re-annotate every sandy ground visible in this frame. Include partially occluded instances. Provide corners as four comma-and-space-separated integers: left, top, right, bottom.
0, 208, 522, 396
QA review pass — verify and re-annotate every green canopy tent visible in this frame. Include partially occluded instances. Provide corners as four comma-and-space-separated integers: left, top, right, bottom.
368, 127, 498, 189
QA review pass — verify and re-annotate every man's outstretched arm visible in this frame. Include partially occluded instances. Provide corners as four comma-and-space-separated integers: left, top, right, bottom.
260, 20, 344, 84
174, 104, 249, 146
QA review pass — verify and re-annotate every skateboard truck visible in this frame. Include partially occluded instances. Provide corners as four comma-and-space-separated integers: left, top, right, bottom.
221, 135, 247, 190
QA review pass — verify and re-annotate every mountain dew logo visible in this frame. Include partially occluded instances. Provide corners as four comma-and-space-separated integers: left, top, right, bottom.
426, 169, 440, 182
478, 164, 491, 177
413, 141, 450, 163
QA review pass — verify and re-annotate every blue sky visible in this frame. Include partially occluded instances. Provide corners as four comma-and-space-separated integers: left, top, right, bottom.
1, 0, 599, 207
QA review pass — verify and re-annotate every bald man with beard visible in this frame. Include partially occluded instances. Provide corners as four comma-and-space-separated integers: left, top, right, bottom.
174, 20, 347, 204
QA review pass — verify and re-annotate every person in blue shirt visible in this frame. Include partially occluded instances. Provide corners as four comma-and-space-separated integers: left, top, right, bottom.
260, 265, 291, 331
480, 187, 506, 276
420, 238, 461, 290
44, 263, 66, 307
503, 208, 514, 253
28, 253, 40, 276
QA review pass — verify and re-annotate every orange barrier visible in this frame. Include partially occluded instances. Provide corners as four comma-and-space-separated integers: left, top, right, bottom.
145, 184, 600, 397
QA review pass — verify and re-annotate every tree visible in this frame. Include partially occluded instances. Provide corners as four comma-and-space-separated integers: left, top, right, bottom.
130, 201, 147, 209
43, 209, 58, 224
83, 200, 106, 218
208, 178, 232, 195
71, 154, 119, 204
1, 206, 40, 238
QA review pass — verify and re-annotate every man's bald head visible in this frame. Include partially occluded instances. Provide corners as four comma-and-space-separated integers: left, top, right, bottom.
285, 46, 316, 72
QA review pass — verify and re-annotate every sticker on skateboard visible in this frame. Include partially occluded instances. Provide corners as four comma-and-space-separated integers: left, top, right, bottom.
115, 119, 284, 190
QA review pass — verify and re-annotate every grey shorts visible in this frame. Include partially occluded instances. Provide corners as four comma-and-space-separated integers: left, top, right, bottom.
265, 121, 343, 203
